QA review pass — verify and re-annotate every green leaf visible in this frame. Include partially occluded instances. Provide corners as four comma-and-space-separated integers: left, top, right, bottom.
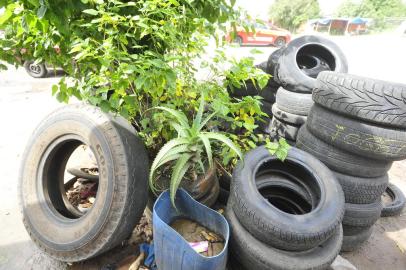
52, 85, 58, 95
37, 5, 47, 19
82, 9, 99, 16
193, 96, 205, 131
202, 132, 243, 160
149, 138, 189, 192
170, 153, 192, 208
198, 134, 213, 169
155, 106, 190, 129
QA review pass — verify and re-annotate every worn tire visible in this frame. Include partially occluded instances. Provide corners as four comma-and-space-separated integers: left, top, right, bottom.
381, 183, 406, 217
343, 201, 382, 228
24, 60, 47, 78
19, 104, 149, 262
313, 71, 406, 129
226, 205, 343, 270
267, 48, 284, 85
277, 36, 348, 93
307, 105, 406, 161
296, 126, 392, 178
261, 100, 274, 118
67, 167, 99, 181
341, 226, 373, 252
231, 146, 344, 251
270, 117, 300, 141
272, 104, 307, 125
260, 85, 278, 103
276, 87, 314, 116
334, 171, 388, 204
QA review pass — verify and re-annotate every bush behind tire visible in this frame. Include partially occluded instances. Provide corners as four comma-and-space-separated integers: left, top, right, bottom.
296, 126, 392, 178
277, 36, 348, 93
313, 71, 406, 129
226, 205, 343, 270
307, 105, 406, 161
19, 104, 149, 262
230, 146, 344, 251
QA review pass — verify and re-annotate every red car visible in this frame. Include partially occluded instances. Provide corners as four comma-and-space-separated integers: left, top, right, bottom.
226, 23, 291, 47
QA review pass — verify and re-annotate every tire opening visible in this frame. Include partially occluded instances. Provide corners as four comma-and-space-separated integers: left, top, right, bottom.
259, 185, 312, 214
296, 44, 336, 75
42, 137, 99, 219
256, 160, 321, 214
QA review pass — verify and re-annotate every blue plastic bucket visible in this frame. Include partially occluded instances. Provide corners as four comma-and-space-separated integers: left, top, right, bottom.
153, 189, 230, 270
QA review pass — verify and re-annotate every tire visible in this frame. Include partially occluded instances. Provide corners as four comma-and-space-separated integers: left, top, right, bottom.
343, 224, 373, 236
19, 104, 149, 262
267, 48, 284, 84
341, 226, 373, 252
24, 60, 47, 78
226, 205, 343, 270
230, 146, 344, 251
198, 178, 220, 207
269, 117, 300, 141
272, 104, 307, 125
276, 87, 314, 116
67, 167, 99, 181
274, 37, 286, 48
234, 36, 243, 45
343, 201, 382, 228
259, 85, 278, 103
301, 55, 332, 79
334, 171, 388, 204
296, 126, 392, 178
381, 183, 406, 217
313, 71, 406, 129
277, 36, 348, 93
307, 105, 406, 161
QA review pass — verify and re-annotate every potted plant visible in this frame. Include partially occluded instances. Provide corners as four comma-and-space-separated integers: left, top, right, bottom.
149, 96, 243, 206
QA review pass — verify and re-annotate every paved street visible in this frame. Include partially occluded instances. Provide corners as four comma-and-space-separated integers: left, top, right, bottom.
0, 33, 405, 269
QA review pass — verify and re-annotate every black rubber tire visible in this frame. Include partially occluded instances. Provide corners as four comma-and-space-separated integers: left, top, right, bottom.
341, 226, 373, 252
343, 224, 373, 236
301, 55, 332, 78
343, 201, 382, 228
267, 48, 284, 84
334, 171, 388, 204
277, 36, 348, 93
19, 104, 149, 262
269, 117, 300, 141
67, 167, 99, 181
24, 60, 47, 78
230, 146, 344, 251
226, 205, 343, 270
313, 71, 406, 129
272, 104, 307, 125
274, 37, 287, 48
276, 87, 314, 116
260, 85, 278, 103
381, 183, 406, 217
296, 126, 392, 178
307, 105, 406, 161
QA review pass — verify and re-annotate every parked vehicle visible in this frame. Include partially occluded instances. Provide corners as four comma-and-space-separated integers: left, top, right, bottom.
226, 23, 291, 47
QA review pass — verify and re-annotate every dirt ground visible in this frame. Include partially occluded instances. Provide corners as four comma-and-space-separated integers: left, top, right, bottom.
0, 33, 405, 270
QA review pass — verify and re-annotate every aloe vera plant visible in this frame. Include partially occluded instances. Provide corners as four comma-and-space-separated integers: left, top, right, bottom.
149, 97, 243, 206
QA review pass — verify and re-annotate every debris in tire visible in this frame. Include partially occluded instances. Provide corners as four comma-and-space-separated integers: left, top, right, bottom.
170, 218, 225, 257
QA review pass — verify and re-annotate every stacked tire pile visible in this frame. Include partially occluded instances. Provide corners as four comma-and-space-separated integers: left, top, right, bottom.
226, 146, 345, 270
267, 36, 348, 144
297, 71, 406, 251
228, 62, 278, 133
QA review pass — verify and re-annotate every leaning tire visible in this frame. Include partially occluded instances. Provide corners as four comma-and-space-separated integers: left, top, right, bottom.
296, 126, 392, 178
277, 36, 348, 93
19, 104, 149, 262
230, 146, 344, 251
269, 117, 300, 141
334, 171, 388, 204
307, 105, 406, 161
276, 87, 313, 116
272, 104, 307, 125
381, 183, 406, 217
24, 60, 47, 78
226, 205, 343, 270
313, 71, 406, 129
343, 201, 382, 228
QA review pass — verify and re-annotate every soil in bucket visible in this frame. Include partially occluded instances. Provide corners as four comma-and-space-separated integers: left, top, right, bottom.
170, 218, 225, 257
